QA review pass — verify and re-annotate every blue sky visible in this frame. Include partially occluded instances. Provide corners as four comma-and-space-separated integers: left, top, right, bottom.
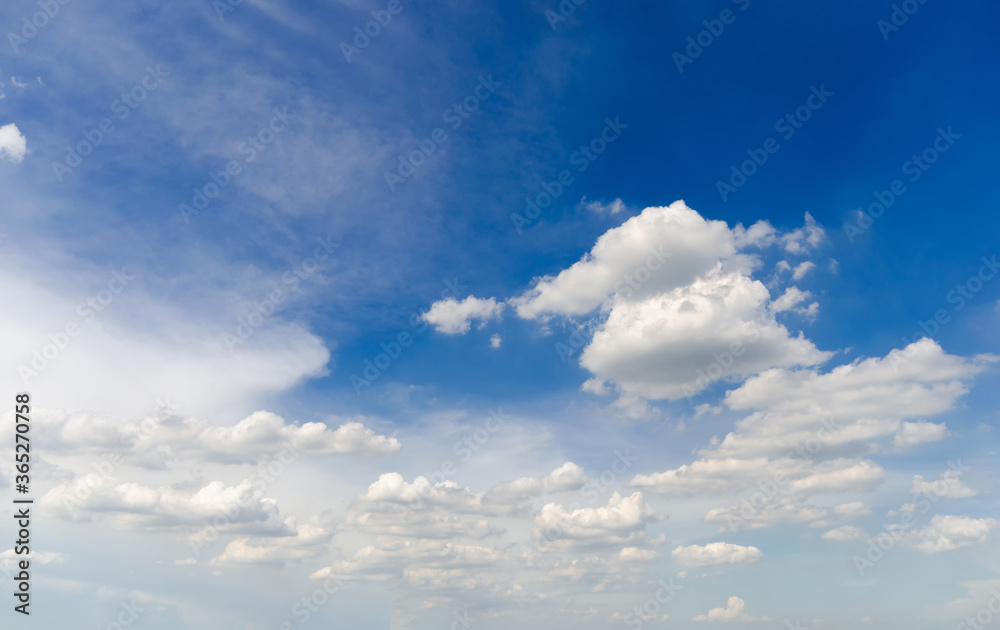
2, 0, 1000, 628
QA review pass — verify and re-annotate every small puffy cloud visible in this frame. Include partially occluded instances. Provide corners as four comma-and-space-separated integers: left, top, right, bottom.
210, 518, 335, 567
907, 515, 998, 553
534, 491, 660, 547
732, 221, 777, 249
487, 462, 589, 499
490, 334, 502, 348
822, 525, 869, 542
770, 287, 819, 313
540, 461, 589, 492
421, 296, 503, 334
359, 473, 491, 513
0, 123, 28, 163
671, 542, 763, 568
893, 421, 948, 449
792, 261, 816, 280
299, 419, 401, 455
911, 470, 979, 499
694, 403, 723, 419
781, 212, 825, 254
693, 596, 769, 622
579, 196, 626, 215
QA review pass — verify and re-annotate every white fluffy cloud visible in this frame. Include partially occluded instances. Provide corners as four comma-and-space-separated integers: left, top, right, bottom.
693, 596, 769, 622
792, 261, 816, 280
630, 456, 883, 500
907, 515, 998, 553
579, 197, 626, 215
893, 421, 949, 449
770, 286, 812, 313
421, 296, 503, 334
629, 339, 991, 534
911, 470, 980, 499
345, 463, 594, 547
0, 123, 27, 162
30, 408, 400, 465
822, 525, 869, 542
671, 542, 763, 567
580, 268, 831, 400
521, 203, 830, 400
315, 466, 664, 611
781, 212, 825, 254
533, 491, 660, 547
40, 475, 291, 534
359, 473, 496, 513
427, 202, 832, 402
208, 518, 336, 566
512, 201, 735, 318
787, 459, 885, 494
488, 462, 588, 499
715, 339, 990, 460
